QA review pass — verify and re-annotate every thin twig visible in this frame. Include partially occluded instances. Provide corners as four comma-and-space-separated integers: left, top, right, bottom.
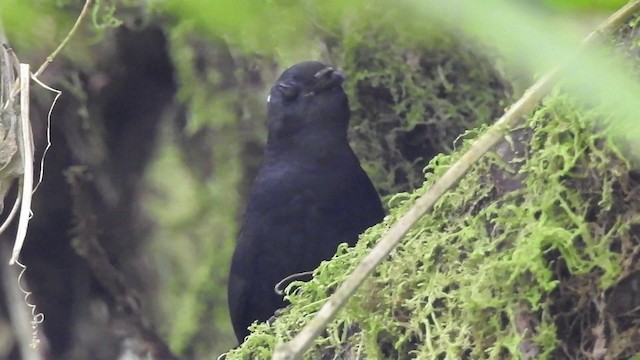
272, 1, 640, 359
0, 244, 44, 360
275, 271, 314, 295
14, 259, 45, 351
29, 75, 61, 193
9, 64, 33, 265
33, 0, 93, 79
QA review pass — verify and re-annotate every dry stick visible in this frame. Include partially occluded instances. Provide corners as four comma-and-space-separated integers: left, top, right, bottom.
272, 1, 640, 359
10, 64, 34, 265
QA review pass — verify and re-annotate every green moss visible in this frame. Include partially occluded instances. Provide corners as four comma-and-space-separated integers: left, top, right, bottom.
225, 92, 640, 358
342, 24, 512, 196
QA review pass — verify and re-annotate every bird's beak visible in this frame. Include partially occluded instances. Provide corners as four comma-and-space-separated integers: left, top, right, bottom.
312, 67, 345, 93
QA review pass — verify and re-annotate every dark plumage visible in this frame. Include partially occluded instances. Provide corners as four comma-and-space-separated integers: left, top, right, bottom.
227, 61, 384, 342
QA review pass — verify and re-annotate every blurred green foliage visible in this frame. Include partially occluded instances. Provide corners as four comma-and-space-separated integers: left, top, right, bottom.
2, 0, 637, 142
413, 0, 640, 143
0, 0, 69, 50
145, 139, 238, 355
152, 0, 639, 143
542, 0, 628, 11
156, 0, 316, 62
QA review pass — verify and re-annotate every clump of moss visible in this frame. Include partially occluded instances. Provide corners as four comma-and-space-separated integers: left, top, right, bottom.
342, 25, 512, 195
225, 92, 640, 358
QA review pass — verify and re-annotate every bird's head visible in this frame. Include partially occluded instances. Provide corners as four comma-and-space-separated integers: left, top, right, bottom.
266, 61, 350, 147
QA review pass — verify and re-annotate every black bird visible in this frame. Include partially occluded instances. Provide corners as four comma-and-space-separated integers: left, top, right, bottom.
228, 61, 384, 342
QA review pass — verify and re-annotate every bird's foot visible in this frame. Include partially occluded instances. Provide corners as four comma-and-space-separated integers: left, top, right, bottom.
267, 307, 288, 326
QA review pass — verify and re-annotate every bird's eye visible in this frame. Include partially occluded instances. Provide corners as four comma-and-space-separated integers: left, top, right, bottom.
277, 83, 299, 100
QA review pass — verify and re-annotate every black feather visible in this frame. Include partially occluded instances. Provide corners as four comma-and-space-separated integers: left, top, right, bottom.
228, 61, 384, 342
